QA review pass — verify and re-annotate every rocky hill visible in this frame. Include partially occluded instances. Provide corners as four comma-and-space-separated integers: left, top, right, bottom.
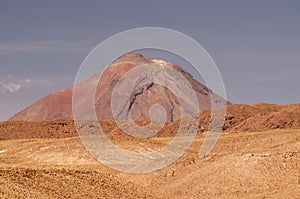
2, 103, 300, 140
9, 52, 229, 122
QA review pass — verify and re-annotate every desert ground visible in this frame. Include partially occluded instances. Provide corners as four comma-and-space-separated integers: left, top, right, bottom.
0, 125, 299, 198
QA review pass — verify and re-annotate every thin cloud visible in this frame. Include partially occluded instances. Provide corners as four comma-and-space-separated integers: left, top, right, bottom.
0, 79, 31, 93
0, 40, 92, 53
19, 79, 31, 83
0, 82, 21, 93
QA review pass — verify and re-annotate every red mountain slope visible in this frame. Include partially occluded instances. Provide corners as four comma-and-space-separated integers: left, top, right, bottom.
10, 52, 229, 121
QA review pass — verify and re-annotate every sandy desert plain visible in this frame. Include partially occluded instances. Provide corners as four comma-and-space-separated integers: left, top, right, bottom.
0, 111, 299, 198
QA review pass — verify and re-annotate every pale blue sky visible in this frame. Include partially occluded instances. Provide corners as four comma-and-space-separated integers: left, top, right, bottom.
0, 0, 299, 121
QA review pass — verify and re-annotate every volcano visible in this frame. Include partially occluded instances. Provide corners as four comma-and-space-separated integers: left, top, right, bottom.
9, 52, 230, 121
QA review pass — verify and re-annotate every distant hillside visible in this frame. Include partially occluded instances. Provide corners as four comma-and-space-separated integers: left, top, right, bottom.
1, 103, 300, 140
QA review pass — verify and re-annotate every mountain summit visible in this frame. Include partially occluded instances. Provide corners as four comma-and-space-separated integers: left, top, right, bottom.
10, 52, 229, 121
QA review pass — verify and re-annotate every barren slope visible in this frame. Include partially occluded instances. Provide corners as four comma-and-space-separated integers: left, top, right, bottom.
10, 52, 228, 122
0, 129, 299, 198
3, 103, 300, 140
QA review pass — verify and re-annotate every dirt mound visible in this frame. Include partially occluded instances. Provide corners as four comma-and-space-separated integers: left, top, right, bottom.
224, 103, 300, 132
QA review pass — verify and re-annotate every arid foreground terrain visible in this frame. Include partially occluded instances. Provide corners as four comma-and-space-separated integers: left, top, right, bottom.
0, 116, 299, 198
